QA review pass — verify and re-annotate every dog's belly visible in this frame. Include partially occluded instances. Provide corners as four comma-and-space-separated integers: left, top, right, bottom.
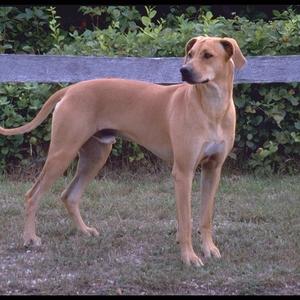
121, 131, 173, 163
94, 128, 173, 162
143, 143, 173, 162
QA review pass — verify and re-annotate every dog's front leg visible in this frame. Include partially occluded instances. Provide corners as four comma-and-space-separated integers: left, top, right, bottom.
198, 161, 222, 259
172, 165, 203, 266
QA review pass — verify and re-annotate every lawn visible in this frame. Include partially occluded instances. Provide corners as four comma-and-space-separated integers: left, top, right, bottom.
0, 169, 299, 295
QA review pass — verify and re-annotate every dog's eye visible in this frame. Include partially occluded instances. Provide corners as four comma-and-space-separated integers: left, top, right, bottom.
187, 52, 193, 59
204, 53, 213, 59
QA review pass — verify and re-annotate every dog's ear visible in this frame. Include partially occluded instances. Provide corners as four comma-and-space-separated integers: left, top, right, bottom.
184, 36, 206, 56
220, 38, 246, 70
185, 38, 198, 56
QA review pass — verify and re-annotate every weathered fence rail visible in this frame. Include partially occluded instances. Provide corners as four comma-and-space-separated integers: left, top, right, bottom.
1, 54, 300, 84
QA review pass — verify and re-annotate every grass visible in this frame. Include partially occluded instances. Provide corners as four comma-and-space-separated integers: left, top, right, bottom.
0, 168, 299, 295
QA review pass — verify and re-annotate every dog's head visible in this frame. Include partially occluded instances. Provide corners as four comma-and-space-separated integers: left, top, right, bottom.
180, 36, 246, 85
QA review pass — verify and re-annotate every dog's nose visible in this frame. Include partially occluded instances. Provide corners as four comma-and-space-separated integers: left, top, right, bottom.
180, 65, 194, 83
180, 65, 192, 77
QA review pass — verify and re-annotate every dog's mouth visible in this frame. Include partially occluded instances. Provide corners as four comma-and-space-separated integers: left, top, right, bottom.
182, 77, 210, 85
198, 79, 210, 84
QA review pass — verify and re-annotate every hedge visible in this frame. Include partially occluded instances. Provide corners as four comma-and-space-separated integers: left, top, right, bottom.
0, 6, 299, 174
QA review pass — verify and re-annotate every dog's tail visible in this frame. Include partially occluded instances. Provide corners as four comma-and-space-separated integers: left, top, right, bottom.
0, 86, 69, 136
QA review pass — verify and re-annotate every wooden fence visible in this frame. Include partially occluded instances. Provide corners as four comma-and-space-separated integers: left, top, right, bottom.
1, 54, 300, 84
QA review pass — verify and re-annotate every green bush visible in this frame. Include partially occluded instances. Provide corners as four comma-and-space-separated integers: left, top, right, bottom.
234, 83, 300, 175
0, 83, 62, 170
0, 6, 61, 54
0, 6, 299, 174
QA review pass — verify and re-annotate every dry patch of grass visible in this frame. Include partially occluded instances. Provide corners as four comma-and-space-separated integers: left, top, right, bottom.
0, 170, 299, 295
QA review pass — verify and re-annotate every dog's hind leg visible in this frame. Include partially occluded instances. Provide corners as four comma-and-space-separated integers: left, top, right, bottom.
23, 104, 98, 247
23, 148, 79, 247
61, 136, 112, 236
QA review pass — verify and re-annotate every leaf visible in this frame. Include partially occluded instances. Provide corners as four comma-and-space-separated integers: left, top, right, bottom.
245, 105, 256, 113
291, 132, 300, 143
252, 115, 263, 126
272, 113, 285, 127
0, 96, 9, 106
268, 142, 278, 153
43, 132, 51, 141
272, 10, 280, 17
295, 121, 300, 130
1, 148, 9, 155
4, 44, 13, 49
22, 45, 32, 52
257, 148, 270, 159
141, 16, 151, 27
247, 133, 253, 140
273, 131, 290, 144
267, 108, 286, 127
149, 9, 157, 19
29, 137, 37, 145
206, 11, 213, 20
246, 140, 255, 149
235, 96, 246, 108
228, 152, 237, 160
287, 96, 299, 106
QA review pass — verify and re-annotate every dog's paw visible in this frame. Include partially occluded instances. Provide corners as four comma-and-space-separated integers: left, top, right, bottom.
23, 235, 42, 248
181, 250, 204, 267
82, 226, 99, 237
202, 242, 221, 259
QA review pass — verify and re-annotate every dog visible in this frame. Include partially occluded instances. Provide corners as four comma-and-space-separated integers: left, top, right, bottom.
0, 36, 246, 266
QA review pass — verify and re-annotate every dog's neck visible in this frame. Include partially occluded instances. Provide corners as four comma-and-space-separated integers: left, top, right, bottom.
193, 71, 234, 122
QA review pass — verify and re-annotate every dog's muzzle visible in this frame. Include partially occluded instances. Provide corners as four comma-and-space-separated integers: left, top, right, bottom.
180, 65, 209, 84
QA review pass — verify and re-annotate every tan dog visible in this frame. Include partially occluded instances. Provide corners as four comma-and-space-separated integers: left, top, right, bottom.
0, 36, 246, 266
